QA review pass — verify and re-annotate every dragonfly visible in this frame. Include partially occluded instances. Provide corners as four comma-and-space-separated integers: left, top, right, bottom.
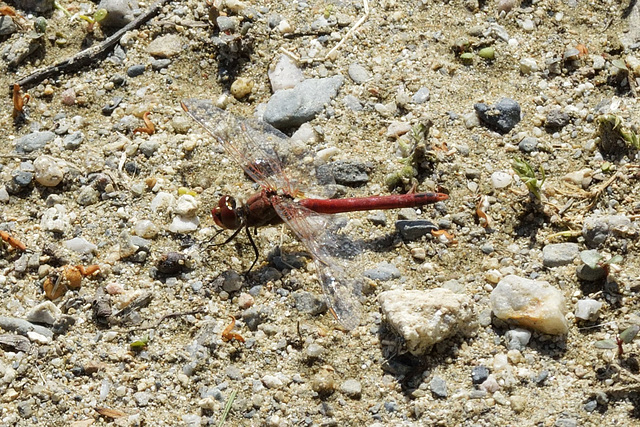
181, 99, 448, 330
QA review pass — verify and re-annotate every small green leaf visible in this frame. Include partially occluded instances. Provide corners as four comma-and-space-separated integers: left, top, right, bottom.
130, 335, 149, 350
94, 8, 108, 22
580, 250, 603, 269
604, 255, 624, 265
594, 339, 616, 349
620, 325, 640, 344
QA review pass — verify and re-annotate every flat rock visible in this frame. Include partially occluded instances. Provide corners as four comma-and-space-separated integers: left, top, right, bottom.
15, 131, 55, 153
147, 34, 183, 58
490, 275, 568, 335
26, 301, 61, 325
98, 0, 138, 28
379, 288, 476, 355
263, 75, 344, 129
542, 243, 580, 267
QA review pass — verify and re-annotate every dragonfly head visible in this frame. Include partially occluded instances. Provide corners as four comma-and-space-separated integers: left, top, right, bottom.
212, 196, 242, 230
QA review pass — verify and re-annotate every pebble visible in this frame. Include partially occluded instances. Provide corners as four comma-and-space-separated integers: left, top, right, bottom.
262, 374, 283, 389
545, 109, 570, 130
214, 270, 243, 293
147, 34, 183, 58
395, 220, 437, 240
342, 94, 363, 111
582, 215, 632, 248
98, 0, 137, 28
15, 131, 56, 153
518, 136, 538, 153
263, 75, 344, 129
102, 96, 123, 116
412, 87, 430, 104
340, 379, 362, 399
76, 185, 100, 206
574, 298, 603, 321
63, 131, 84, 150
292, 291, 328, 315
33, 155, 64, 187
242, 306, 271, 330
519, 57, 539, 74
133, 220, 158, 239
504, 328, 531, 350
363, 262, 401, 281
490, 275, 568, 334
348, 63, 371, 84
542, 242, 580, 267
306, 343, 325, 358
379, 288, 476, 355
268, 54, 304, 91
151, 192, 176, 213
386, 121, 412, 138
41, 204, 71, 233
169, 215, 200, 233
12, 171, 33, 187
127, 64, 146, 77
311, 368, 336, 395
26, 301, 61, 325
0, 16, 17, 36
430, 376, 448, 398
237, 292, 254, 309
474, 98, 521, 134
60, 87, 76, 105
230, 77, 254, 99
133, 391, 152, 407
151, 58, 171, 71
0, 316, 54, 339
216, 15, 237, 32
471, 366, 489, 384
175, 195, 199, 217
481, 375, 500, 393
576, 258, 606, 282
328, 160, 370, 186
490, 171, 512, 189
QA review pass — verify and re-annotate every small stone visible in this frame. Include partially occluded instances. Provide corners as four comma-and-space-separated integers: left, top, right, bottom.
169, 215, 200, 233
311, 368, 336, 395
481, 375, 500, 393
306, 343, 325, 358
430, 376, 447, 398
41, 204, 70, 233
237, 292, 254, 309
76, 186, 100, 206
12, 171, 33, 187
133, 391, 152, 407
214, 270, 243, 293
292, 291, 327, 315
317, 160, 370, 186
379, 288, 476, 355
474, 98, 521, 134
15, 131, 56, 153
33, 155, 64, 187
151, 191, 176, 213
102, 96, 123, 116
576, 262, 606, 282
510, 395, 527, 413
542, 243, 580, 267
127, 64, 145, 77
133, 220, 158, 239
395, 220, 438, 240
491, 171, 512, 189
504, 328, 531, 350
348, 63, 371, 84
490, 275, 568, 335
151, 58, 171, 71
268, 54, 304, 91
0, 16, 17, 35
216, 15, 237, 32
386, 121, 412, 138
363, 262, 401, 281
26, 301, 61, 325
262, 374, 283, 389
471, 366, 489, 384
412, 87, 430, 104
147, 34, 183, 58
175, 195, 199, 217
582, 215, 632, 248
574, 298, 603, 321
339, 379, 362, 399
230, 77, 254, 99
545, 109, 570, 131
60, 87, 76, 105
519, 57, 539, 74
63, 131, 84, 150
518, 136, 538, 153
139, 138, 159, 157
98, 0, 137, 28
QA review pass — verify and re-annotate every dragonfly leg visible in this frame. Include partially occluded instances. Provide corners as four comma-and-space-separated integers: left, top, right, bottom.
244, 226, 260, 274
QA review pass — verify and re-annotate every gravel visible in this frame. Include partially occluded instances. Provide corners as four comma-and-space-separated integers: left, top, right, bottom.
2, 0, 640, 425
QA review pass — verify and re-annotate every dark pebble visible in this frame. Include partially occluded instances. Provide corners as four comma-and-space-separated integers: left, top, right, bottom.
15, 131, 55, 153
12, 171, 33, 186
110, 74, 126, 85
318, 160, 370, 186
242, 306, 272, 330
583, 400, 597, 412
384, 401, 398, 412
395, 220, 437, 240
156, 252, 187, 274
292, 291, 328, 315
124, 161, 140, 175
127, 64, 146, 77
474, 97, 521, 134
471, 366, 489, 384
576, 264, 606, 281
102, 96, 123, 116
545, 109, 570, 131
63, 131, 84, 150
151, 58, 171, 71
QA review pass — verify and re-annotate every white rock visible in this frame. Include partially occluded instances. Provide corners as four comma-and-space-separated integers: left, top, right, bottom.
150, 191, 176, 213
268, 54, 304, 92
261, 374, 283, 389
133, 219, 158, 238
64, 237, 97, 254
34, 155, 64, 187
491, 171, 512, 189
379, 288, 476, 355
574, 298, 603, 321
0, 186, 9, 202
26, 301, 61, 325
490, 275, 568, 335
175, 195, 199, 217
169, 215, 200, 233
27, 331, 51, 345
519, 58, 539, 74
386, 121, 412, 138
41, 204, 71, 234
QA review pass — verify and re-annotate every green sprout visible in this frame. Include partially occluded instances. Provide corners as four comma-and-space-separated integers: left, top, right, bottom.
595, 325, 639, 358
385, 122, 436, 190
54, 0, 73, 18
512, 157, 546, 200
597, 114, 640, 153
129, 335, 149, 351
78, 8, 108, 32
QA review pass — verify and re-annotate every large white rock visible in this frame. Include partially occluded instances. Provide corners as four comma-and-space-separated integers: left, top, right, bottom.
490, 275, 568, 335
379, 288, 476, 356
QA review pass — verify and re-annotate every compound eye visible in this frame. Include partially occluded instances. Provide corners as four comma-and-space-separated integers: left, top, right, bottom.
212, 196, 242, 229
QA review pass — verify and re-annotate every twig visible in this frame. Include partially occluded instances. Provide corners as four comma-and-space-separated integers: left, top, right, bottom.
126, 308, 205, 333
12, 0, 171, 90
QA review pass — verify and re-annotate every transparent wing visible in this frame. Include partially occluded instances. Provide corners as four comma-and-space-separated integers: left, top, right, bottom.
182, 99, 313, 196
273, 197, 363, 330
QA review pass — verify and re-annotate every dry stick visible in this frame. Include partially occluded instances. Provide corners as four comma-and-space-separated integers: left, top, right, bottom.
12, 0, 171, 91
126, 308, 205, 333
323, 0, 370, 61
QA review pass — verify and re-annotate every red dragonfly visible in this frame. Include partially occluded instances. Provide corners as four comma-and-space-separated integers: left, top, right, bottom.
181, 99, 448, 330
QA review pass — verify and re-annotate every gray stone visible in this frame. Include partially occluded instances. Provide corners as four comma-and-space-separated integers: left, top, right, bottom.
292, 291, 328, 315
471, 366, 489, 384
4, 34, 43, 67
213, 270, 243, 293
395, 220, 437, 240
430, 376, 448, 398
363, 262, 401, 281
242, 306, 272, 330
127, 64, 146, 77
504, 328, 532, 350
139, 139, 159, 157
348, 63, 371, 84
98, 0, 138, 28
12, 171, 33, 187
216, 16, 237, 32
133, 391, 152, 407
574, 298, 603, 321
102, 96, 123, 116
545, 109, 570, 130
17, 398, 35, 418
151, 59, 171, 71
15, 131, 55, 153
76, 185, 100, 206
518, 137, 538, 153
320, 160, 370, 186
474, 97, 521, 134
306, 343, 325, 358
263, 75, 344, 129
0, 316, 53, 339
342, 94, 363, 111
26, 301, 61, 325
63, 131, 84, 150
0, 16, 17, 35
542, 243, 580, 267
582, 215, 633, 248
412, 87, 430, 104
340, 379, 362, 399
